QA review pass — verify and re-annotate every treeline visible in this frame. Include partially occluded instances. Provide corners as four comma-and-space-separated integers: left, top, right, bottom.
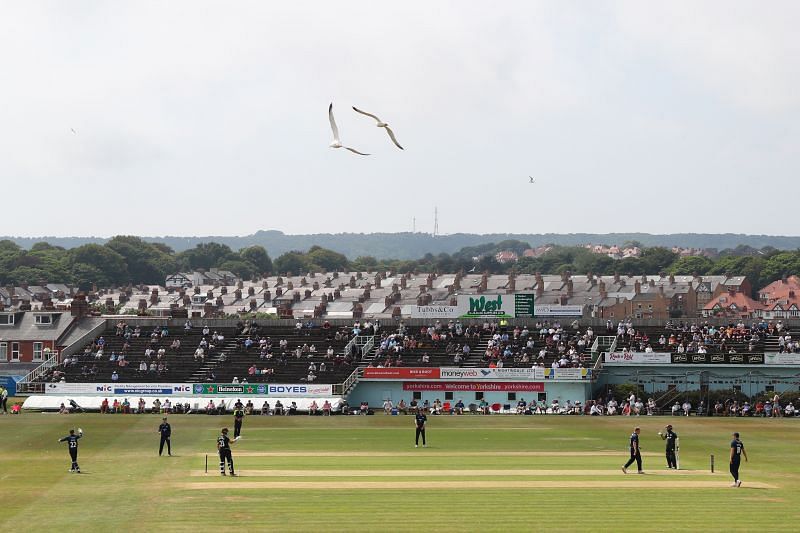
0, 237, 273, 289
5, 230, 800, 259
2, 237, 800, 295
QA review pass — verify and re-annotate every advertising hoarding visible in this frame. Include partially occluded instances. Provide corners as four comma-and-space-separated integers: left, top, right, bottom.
191, 383, 333, 396
45, 383, 192, 395
362, 368, 441, 379
402, 381, 545, 392
604, 352, 672, 365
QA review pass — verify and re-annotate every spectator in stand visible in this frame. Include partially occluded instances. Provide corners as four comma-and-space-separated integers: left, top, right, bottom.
194, 347, 205, 361
682, 400, 692, 416
513, 398, 525, 414
633, 398, 644, 416
261, 401, 270, 415
454, 398, 464, 415
741, 402, 751, 416
111, 370, 119, 382
101, 398, 109, 414
309, 400, 319, 415
471, 398, 484, 414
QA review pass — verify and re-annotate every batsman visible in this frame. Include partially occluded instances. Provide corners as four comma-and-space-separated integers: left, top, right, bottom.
658, 424, 679, 469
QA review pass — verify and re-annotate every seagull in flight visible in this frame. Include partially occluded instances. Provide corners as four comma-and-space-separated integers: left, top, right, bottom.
71, 128, 77, 134
328, 103, 369, 156
529, 176, 536, 184
352, 106, 403, 150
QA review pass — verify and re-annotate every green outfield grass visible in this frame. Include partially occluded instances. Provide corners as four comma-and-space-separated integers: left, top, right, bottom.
1, 412, 799, 532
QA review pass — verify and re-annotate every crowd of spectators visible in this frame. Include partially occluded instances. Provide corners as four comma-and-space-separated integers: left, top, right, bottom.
610, 319, 767, 355
482, 320, 592, 369
370, 320, 482, 367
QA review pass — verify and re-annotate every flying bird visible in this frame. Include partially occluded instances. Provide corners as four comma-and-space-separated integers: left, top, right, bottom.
352, 106, 403, 150
529, 176, 536, 184
71, 128, 77, 134
328, 103, 369, 156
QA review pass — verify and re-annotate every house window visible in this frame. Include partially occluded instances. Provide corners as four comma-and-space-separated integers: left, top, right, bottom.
33, 342, 44, 361
475, 391, 484, 401
508, 392, 517, 401
0, 343, 6, 361
444, 391, 454, 400
11, 342, 20, 361
0, 314, 14, 326
412, 391, 422, 400
35, 314, 52, 325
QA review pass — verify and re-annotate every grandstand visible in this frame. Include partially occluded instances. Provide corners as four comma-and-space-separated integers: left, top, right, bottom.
36, 322, 358, 386
10, 269, 799, 416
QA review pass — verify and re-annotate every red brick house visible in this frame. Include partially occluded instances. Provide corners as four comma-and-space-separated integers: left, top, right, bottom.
0, 311, 75, 364
702, 289, 763, 319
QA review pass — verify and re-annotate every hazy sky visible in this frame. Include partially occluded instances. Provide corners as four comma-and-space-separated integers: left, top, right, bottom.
1, 1, 798, 237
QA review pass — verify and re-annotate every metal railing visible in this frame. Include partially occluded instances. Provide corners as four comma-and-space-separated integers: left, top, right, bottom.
591, 335, 617, 363
593, 350, 604, 377
16, 352, 60, 393
335, 366, 363, 396
343, 335, 375, 360
654, 387, 682, 409
360, 336, 375, 360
